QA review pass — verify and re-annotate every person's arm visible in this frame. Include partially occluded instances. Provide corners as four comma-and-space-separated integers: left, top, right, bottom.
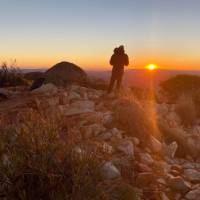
110, 55, 114, 65
124, 54, 129, 66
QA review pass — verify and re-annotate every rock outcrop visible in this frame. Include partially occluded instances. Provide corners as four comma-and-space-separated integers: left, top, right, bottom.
45, 61, 88, 86
1, 83, 200, 200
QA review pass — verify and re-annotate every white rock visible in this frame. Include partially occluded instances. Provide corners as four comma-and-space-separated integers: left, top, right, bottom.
111, 128, 123, 138
81, 124, 106, 139
98, 131, 113, 140
64, 100, 95, 116
98, 128, 123, 140
184, 169, 200, 182
162, 141, 178, 158
139, 153, 154, 165
168, 176, 191, 193
116, 139, 134, 157
102, 114, 113, 126
185, 188, 200, 200
132, 137, 140, 145
68, 91, 81, 101
101, 161, 121, 180
31, 83, 58, 95
73, 146, 83, 154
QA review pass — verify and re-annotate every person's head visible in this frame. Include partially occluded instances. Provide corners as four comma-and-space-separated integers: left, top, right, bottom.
113, 47, 118, 54
118, 45, 125, 54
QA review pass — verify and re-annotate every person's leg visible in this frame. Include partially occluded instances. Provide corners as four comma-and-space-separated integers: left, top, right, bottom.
116, 74, 123, 91
108, 74, 116, 93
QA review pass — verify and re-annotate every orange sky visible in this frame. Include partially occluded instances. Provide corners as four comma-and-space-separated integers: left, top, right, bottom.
1, 0, 200, 71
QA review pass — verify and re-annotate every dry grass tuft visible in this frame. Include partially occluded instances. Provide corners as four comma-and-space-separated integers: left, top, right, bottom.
114, 97, 154, 146
0, 61, 28, 87
0, 109, 108, 199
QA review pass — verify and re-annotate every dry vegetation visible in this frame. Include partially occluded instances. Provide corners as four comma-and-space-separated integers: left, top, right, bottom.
113, 96, 155, 146
0, 61, 27, 87
0, 110, 110, 199
175, 94, 197, 126
1, 73, 200, 199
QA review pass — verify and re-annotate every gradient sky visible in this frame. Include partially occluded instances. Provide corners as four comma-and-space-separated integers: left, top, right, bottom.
0, 0, 200, 70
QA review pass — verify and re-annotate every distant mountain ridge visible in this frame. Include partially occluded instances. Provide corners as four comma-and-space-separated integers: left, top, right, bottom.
21, 68, 200, 88
87, 69, 200, 88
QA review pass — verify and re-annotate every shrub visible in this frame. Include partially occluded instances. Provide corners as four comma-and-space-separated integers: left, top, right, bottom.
0, 61, 28, 87
114, 97, 155, 146
175, 94, 197, 126
160, 74, 200, 101
0, 110, 107, 199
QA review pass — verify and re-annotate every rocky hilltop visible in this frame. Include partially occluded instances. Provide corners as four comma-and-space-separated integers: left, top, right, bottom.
0, 63, 200, 199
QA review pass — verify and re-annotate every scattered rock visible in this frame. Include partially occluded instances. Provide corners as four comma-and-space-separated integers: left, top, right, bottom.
184, 169, 200, 183
68, 91, 81, 101
139, 153, 154, 165
162, 141, 178, 158
168, 176, 191, 193
64, 100, 95, 116
110, 183, 138, 200
81, 124, 105, 139
71, 100, 95, 110
0, 88, 10, 97
116, 139, 134, 157
31, 83, 58, 95
185, 188, 200, 200
98, 128, 122, 140
136, 172, 154, 187
132, 137, 140, 146
102, 113, 113, 127
101, 161, 121, 180
135, 163, 152, 173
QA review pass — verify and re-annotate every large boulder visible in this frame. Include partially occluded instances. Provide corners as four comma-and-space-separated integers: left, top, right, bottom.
44, 61, 88, 86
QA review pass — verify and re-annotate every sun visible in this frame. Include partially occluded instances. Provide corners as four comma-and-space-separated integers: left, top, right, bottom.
146, 64, 158, 71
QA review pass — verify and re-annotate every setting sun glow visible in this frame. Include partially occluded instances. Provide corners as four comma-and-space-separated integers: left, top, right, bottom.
146, 64, 158, 71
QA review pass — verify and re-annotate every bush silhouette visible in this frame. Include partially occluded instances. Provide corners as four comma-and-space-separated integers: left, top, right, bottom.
160, 75, 200, 100
0, 62, 28, 87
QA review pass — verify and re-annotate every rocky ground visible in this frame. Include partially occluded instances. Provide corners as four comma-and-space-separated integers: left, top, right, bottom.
0, 83, 200, 200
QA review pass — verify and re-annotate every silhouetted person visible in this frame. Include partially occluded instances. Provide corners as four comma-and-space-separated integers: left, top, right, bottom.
108, 45, 129, 93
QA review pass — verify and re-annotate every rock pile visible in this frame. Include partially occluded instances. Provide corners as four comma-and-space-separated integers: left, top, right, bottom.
0, 82, 200, 200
